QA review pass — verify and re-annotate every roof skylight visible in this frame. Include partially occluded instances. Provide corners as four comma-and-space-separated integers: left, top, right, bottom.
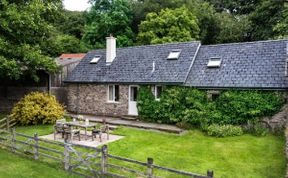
90, 55, 101, 64
207, 57, 221, 68
167, 50, 181, 60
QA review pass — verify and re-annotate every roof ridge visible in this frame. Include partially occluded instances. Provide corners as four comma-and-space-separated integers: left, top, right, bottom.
89, 41, 201, 52
202, 39, 288, 47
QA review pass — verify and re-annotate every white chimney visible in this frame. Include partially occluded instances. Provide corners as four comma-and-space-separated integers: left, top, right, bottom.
106, 35, 116, 63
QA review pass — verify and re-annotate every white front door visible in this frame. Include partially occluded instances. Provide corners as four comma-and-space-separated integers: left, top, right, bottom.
128, 86, 138, 116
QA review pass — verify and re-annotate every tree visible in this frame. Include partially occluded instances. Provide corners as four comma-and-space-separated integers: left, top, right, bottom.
43, 34, 88, 57
82, 0, 134, 48
0, 0, 61, 81
273, 2, 288, 39
55, 10, 86, 39
131, 0, 219, 44
205, 0, 260, 15
248, 0, 286, 41
215, 13, 251, 43
137, 7, 200, 45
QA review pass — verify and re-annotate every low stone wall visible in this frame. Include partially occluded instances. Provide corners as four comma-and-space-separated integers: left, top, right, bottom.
261, 104, 288, 130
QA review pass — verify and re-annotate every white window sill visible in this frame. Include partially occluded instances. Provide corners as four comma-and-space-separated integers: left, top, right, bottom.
107, 101, 120, 104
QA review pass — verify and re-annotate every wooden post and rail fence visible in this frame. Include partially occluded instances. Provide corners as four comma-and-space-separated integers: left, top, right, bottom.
0, 117, 16, 131
0, 126, 214, 178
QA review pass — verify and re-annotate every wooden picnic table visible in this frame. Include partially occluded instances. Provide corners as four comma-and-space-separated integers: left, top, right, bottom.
65, 121, 97, 141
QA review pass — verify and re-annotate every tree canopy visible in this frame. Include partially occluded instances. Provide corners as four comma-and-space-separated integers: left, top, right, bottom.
137, 7, 200, 45
82, 0, 134, 48
1, 0, 287, 82
0, 0, 61, 81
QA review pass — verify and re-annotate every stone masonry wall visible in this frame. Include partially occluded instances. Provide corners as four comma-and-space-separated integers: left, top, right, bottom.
66, 84, 129, 116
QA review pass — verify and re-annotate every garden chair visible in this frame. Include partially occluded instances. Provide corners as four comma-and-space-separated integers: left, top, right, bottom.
91, 124, 109, 142
53, 121, 67, 140
63, 127, 81, 141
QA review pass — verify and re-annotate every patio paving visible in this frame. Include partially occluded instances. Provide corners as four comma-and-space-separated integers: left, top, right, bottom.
39, 130, 124, 148
67, 113, 184, 134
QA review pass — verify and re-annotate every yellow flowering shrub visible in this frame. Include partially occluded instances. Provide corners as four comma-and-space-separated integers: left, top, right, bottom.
10, 92, 65, 125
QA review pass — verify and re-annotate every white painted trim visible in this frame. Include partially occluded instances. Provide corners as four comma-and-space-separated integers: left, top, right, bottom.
128, 85, 139, 116
107, 85, 120, 102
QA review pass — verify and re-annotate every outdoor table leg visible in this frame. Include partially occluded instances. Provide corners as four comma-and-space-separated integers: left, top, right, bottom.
70, 126, 74, 143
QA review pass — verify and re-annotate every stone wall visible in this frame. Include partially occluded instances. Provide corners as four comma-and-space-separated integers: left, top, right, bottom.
261, 104, 288, 130
66, 84, 129, 116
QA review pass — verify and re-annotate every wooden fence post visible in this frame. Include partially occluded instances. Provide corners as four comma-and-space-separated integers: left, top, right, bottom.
147, 157, 154, 178
6, 117, 9, 130
34, 133, 39, 160
101, 145, 108, 176
64, 143, 71, 171
11, 128, 16, 152
207, 170, 214, 177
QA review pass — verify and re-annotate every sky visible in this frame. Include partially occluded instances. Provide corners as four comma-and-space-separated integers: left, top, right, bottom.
63, 0, 91, 11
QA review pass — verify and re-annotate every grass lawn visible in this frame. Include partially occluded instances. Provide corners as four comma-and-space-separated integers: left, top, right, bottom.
7, 124, 286, 178
0, 148, 79, 178
0, 110, 285, 178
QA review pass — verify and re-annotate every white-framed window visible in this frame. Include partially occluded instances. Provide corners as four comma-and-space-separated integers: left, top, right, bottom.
90, 55, 101, 64
167, 49, 181, 60
207, 57, 221, 67
108, 85, 120, 102
154, 85, 163, 100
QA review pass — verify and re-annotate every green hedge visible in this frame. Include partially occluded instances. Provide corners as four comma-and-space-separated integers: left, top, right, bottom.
137, 86, 284, 126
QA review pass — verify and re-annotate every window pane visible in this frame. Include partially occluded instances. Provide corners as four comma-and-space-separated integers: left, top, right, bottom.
134, 87, 138, 101
114, 85, 119, 101
130, 87, 138, 101
156, 86, 162, 99
108, 85, 114, 101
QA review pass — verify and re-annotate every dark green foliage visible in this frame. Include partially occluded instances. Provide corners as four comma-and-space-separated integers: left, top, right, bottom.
137, 86, 284, 127
206, 124, 244, 137
205, 0, 260, 15
82, 0, 134, 48
216, 90, 283, 124
137, 7, 200, 45
132, 0, 219, 44
248, 0, 286, 41
0, 0, 62, 81
55, 10, 86, 39
137, 86, 160, 122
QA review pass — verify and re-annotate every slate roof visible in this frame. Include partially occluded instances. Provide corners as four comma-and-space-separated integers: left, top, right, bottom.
185, 40, 288, 89
65, 39, 288, 89
65, 42, 200, 84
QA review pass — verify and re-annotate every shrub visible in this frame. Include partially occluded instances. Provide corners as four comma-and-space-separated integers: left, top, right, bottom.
216, 90, 284, 125
10, 92, 65, 125
137, 86, 284, 128
206, 124, 244, 137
